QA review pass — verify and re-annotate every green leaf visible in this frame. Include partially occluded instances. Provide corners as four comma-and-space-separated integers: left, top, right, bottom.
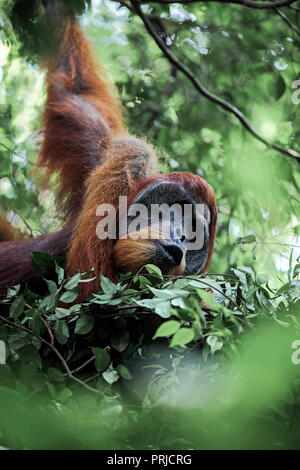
65, 273, 81, 290
91, 294, 122, 306
171, 297, 186, 309
46, 382, 57, 399
135, 275, 152, 289
102, 369, 120, 385
43, 279, 58, 311
47, 367, 66, 383
197, 290, 216, 308
9, 296, 24, 319
148, 286, 189, 300
153, 320, 181, 339
69, 304, 81, 314
170, 327, 195, 347
91, 347, 111, 372
232, 268, 247, 285
116, 364, 132, 380
100, 273, 118, 296
19, 345, 42, 370
256, 274, 269, 286
54, 320, 69, 345
234, 235, 256, 245
111, 329, 129, 352
75, 316, 94, 335
144, 264, 163, 280
293, 225, 300, 235
188, 279, 222, 291
133, 298, 171, 318
292, 264, 300, 279
237, 266, 255, 281
6, 285, 20, 298
78, 276, 97, 283
207, 335, 223, 354
55, 262, 64, 285
39, 295, 55, 313
274, 75, 286, 100
173, 278, 190, 289
59, 290, 78, 303
56, 387, 73, 402
277, 282, 293, 295
48, 307, 70, 320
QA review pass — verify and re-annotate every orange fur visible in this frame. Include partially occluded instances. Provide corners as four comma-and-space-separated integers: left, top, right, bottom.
38, 22, 125, 217
66, 137, 157, 298
0, 18, 217, 301
112, 239, 157, 274
0, 214, 22, 242
67, 168, 217, 301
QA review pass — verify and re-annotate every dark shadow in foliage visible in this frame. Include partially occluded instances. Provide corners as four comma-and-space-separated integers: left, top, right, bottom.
7, 0, 91, 62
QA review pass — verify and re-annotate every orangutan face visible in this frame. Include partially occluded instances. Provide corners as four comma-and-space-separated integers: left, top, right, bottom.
112, 180, 211, 276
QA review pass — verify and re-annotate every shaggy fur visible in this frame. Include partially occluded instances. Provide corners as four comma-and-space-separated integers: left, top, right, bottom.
0, 19, 217, 301
0, 214, 22, 242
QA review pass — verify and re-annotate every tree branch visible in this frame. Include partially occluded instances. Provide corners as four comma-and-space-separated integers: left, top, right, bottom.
137, 0, 299, 8
274, 7, 300, 35
0, 314, 105, 396
129, 0, 300, 161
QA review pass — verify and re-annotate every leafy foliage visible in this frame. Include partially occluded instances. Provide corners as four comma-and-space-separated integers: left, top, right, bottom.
1, 0, 300, 450
0, 252, 300, 448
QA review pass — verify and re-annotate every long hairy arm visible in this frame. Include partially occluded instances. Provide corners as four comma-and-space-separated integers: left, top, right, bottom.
0, 224, 73, 295
38, 6, 125, 218
0, 2, 126, 293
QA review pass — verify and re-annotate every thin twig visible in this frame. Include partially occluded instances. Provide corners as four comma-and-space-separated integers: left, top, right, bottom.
0, 315, 105, 396
129, 1, 300, 161
173, 275, 245, 315
137, 0, 299, 8
69, 355, 96, 375
256, 241, 300, 248
11, 209, 33, 237
41, 316, 55, 347
274, 7, 300, 35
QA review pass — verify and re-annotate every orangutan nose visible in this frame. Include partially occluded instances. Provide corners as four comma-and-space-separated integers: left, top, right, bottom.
158, 240, 185, 266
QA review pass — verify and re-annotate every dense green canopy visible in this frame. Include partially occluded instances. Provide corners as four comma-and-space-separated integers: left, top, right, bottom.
1, 0, 300, 274
1, 0, 300, 450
